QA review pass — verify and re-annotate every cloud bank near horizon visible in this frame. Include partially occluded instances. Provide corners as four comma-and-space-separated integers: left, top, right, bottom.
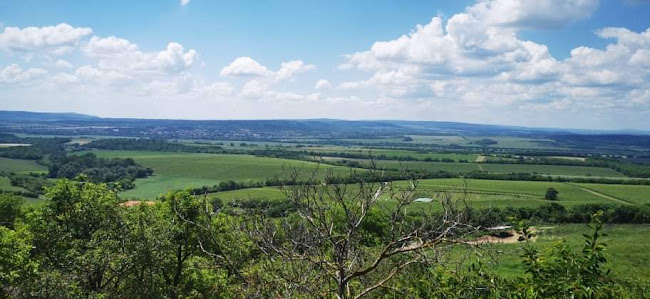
0, 0, 648, 129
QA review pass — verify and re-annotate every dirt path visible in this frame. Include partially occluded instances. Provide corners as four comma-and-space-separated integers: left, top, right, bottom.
475, 155, 486, 162
572, 185, 634, 205
478, 164, 484, 171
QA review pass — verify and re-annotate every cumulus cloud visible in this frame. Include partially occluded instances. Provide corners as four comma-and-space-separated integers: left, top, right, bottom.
180, 0, 191, 6
220, 57, 314, 81
54, 59, 74, 69
0, 23, 92, 54
315, 79, 332, 90
0, 64, 48, 83
336, 0, 649, 127
220, 57, 272, 77
239, 79, 270, 98
1, 0, 648, 128
84, 36, 198, 73
276, 60, 315, 81
468, 0, 599, 29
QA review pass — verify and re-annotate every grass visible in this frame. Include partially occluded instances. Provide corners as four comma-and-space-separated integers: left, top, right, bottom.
304, 147, 478, 161
323, 157, 624, 178
208, 187, 286, 202
120, 176, 218, 199
0, 176, 46, 205
0, 176, 26, 192
480, 163, 625, 177
0, 157, 48, 174
480, 224, 650, 281
81, 150, 353, 199
576, 183, 650, 205
206, 178, 620, 210
399, 135, 561, 149
320, 158, 480, 174
412, 179, 614, 207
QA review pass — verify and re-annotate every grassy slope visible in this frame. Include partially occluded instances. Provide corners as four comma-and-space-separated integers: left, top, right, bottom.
84, 150, 352, 199
576, 183, 650, 205
0, 157, 47, 174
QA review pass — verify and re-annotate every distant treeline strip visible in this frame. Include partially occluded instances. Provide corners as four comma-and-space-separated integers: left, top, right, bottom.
468, 203, 650, 225
179, 170, 456, 198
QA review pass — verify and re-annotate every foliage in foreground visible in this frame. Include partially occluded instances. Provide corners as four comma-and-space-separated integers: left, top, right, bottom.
0, 178, 648, 298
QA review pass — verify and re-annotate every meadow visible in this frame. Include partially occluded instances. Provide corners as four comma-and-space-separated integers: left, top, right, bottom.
301, 147, 478, 161
479, 224, 650, 281
323, 157, 625, 177
207, 178, 633, 210
0, 157, 47, 174
576, 183, 650, 205
479, 163, 625, 177
81, 150, 353, 198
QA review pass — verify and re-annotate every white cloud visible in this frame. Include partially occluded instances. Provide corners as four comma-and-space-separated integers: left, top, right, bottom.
0, 64, 48, 83
315, 79, 332, 90
276, 60, 315, 81
54, 59, 74, 69
221, 57, 314, 81
180, 0, 191, 6
220, 57, 272, 77
335, 0, 649, 128
468, 0, 599, 29
239, 79, 269, 98
0, 2, 648, 129
84, 36, 198, 73
0, 23, 92, 53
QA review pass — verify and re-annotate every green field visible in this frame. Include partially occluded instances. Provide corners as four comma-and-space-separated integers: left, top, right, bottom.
82, 150, 354, 198
0, 157, 48, 174
483, 224, 650, 281
207, 178, 628, 210
402, 179, 618, 208
303, 147, 478, 161
400, 135, 561, 149
0, 176, 26, 192
576, 183, 650, 205
320, 157, 480, 174
323, 157, 624, 177
480, 163, 625, 177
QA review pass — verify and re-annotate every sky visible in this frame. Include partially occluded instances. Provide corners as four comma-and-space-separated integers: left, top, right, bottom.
0, 0, 649, 130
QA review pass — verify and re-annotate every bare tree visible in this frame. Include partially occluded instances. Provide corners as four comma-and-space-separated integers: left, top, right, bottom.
246, 163, 479, 298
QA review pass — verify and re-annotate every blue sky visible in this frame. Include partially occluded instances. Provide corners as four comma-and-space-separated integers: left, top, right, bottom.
0, 0, 649, 129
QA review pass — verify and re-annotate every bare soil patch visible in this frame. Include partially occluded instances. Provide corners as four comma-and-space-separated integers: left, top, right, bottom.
120, 200, 156, 207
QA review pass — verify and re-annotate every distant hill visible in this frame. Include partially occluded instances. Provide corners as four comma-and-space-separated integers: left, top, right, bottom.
0, 110, 99, 122
0, 110, 647, 139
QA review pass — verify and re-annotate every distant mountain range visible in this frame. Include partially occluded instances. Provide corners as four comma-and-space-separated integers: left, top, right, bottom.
0, 110, 647, 137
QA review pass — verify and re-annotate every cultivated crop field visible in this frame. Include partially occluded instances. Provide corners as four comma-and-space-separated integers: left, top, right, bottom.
576, 183, 650, 205
207, 178, 636, 210
0, 157, 47, 174
479, 163, 625, 177
82, 150, 353, 198
322, 157, 625, 178
416, 179, 615, 205
303, 147, 478, 161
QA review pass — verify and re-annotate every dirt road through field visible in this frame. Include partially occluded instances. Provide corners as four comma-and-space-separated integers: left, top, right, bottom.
570, 185, 634, 205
